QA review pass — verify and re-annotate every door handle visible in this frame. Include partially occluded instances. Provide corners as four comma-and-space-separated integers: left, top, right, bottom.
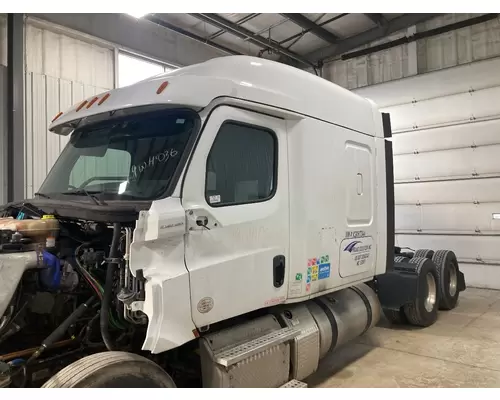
273, 255, 286, 288
357, 173, 363, 195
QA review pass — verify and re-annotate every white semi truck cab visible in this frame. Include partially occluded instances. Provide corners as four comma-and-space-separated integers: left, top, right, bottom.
0, 56, 465, 388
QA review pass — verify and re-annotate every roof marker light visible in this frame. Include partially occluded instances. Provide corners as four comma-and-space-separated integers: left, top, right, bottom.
98, 93, 110, 106
76, 100, 88, 112
86, 97, 99, 109
51, 112, 63, 122
156, 81, 169, 94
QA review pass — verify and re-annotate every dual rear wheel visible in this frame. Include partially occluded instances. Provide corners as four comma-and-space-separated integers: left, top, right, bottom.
384, 257, 439, 327
384, 250, 462, 327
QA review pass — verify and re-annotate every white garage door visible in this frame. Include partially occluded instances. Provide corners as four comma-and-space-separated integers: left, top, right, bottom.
354, 57, 500, 289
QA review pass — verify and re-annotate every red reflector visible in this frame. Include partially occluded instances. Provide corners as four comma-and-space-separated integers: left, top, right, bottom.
76, 100, 88, 112
51, 112, 63, 122
86, 97, 99, 109
98, 93, 110, 105
156, 81, 169, 94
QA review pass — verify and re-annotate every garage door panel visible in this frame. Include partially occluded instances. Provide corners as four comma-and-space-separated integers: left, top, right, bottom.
396, 204, 496, 233
355, 57, 500, 107
405, 92, 472, 130
395, 150, 473, 181
420, 203, 500, 232
395, 234, 500, 262
394, 145, 500, 181
393, 155, 419, 181
392, 119, 500, 155
395, 178, 500, 204
395, 205, 421, 230
469, 86, 500, 119
385, 85, 500, 132
458, 264, 500, 290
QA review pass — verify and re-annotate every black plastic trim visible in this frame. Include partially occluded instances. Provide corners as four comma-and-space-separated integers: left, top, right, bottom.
382, 113, 395, 272
382, 112, 393, 139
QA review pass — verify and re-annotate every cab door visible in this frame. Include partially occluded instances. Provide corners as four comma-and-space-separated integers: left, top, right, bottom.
182, 106, 289, 327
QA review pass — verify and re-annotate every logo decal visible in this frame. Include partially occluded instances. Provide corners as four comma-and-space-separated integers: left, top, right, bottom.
342, 239, 373, 267
344, 241, 361, 252
197, 297, 214, 314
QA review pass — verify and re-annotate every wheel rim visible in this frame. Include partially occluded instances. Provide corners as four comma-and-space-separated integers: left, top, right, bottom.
449, 263, 458, 297
425, 272, 437, 312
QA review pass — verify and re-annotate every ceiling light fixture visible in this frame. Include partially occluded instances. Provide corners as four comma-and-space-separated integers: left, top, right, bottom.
126, 12, 150, 19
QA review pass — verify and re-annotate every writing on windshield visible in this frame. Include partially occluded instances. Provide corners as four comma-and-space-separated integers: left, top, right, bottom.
130, 148, 179, 181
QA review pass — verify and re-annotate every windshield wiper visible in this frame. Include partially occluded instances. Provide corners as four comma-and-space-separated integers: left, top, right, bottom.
61, 189, 107, 206
34, 192, 51, 199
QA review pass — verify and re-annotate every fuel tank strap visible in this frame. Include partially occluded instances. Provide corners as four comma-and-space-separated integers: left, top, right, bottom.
312, 298, 338, 352
349, 285, 372, 335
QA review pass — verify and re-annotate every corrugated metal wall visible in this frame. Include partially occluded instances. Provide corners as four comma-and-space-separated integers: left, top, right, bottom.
417, 14, 500, 73
325, 14, 500, 90
323, 29, 411, 89
0, 15, 7, 203
24, 21, 114, 198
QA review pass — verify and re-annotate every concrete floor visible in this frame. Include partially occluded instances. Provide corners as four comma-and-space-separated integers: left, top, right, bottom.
308, 288, 500, 388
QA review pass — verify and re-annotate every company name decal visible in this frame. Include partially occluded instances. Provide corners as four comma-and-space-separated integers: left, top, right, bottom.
343, 241, 372, 266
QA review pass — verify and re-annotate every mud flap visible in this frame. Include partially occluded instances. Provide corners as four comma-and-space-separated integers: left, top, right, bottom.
375, 262, 419, 311
458, 270, 466, 292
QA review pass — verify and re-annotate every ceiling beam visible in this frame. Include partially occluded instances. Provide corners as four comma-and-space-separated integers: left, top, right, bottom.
364, 13, 388, 27
207, 13, 260, 41
305, 13, 443, 63
190, 13, 316, 68
279, 13, 348, 46
281, 13, 339, 44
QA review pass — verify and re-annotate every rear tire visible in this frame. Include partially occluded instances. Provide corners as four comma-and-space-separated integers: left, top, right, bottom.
42, 351, 176, 388
403, 257, 439, 327
414, 249, 435, 260
394, 256, 409, 263
432, 250, 460, 310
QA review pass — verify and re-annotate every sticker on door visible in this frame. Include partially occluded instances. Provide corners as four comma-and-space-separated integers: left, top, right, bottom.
307, 255, 331, 281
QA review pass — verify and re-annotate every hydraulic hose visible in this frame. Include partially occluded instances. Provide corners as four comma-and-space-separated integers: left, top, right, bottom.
100, 222, 122, 351
26, 296, 95, 365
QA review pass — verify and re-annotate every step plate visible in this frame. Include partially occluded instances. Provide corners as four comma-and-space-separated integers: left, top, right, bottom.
280, 379, 308, 388
214, 327, 299, 367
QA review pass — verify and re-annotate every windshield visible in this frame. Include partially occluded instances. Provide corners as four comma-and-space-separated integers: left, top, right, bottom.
38, 108, 200, 201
